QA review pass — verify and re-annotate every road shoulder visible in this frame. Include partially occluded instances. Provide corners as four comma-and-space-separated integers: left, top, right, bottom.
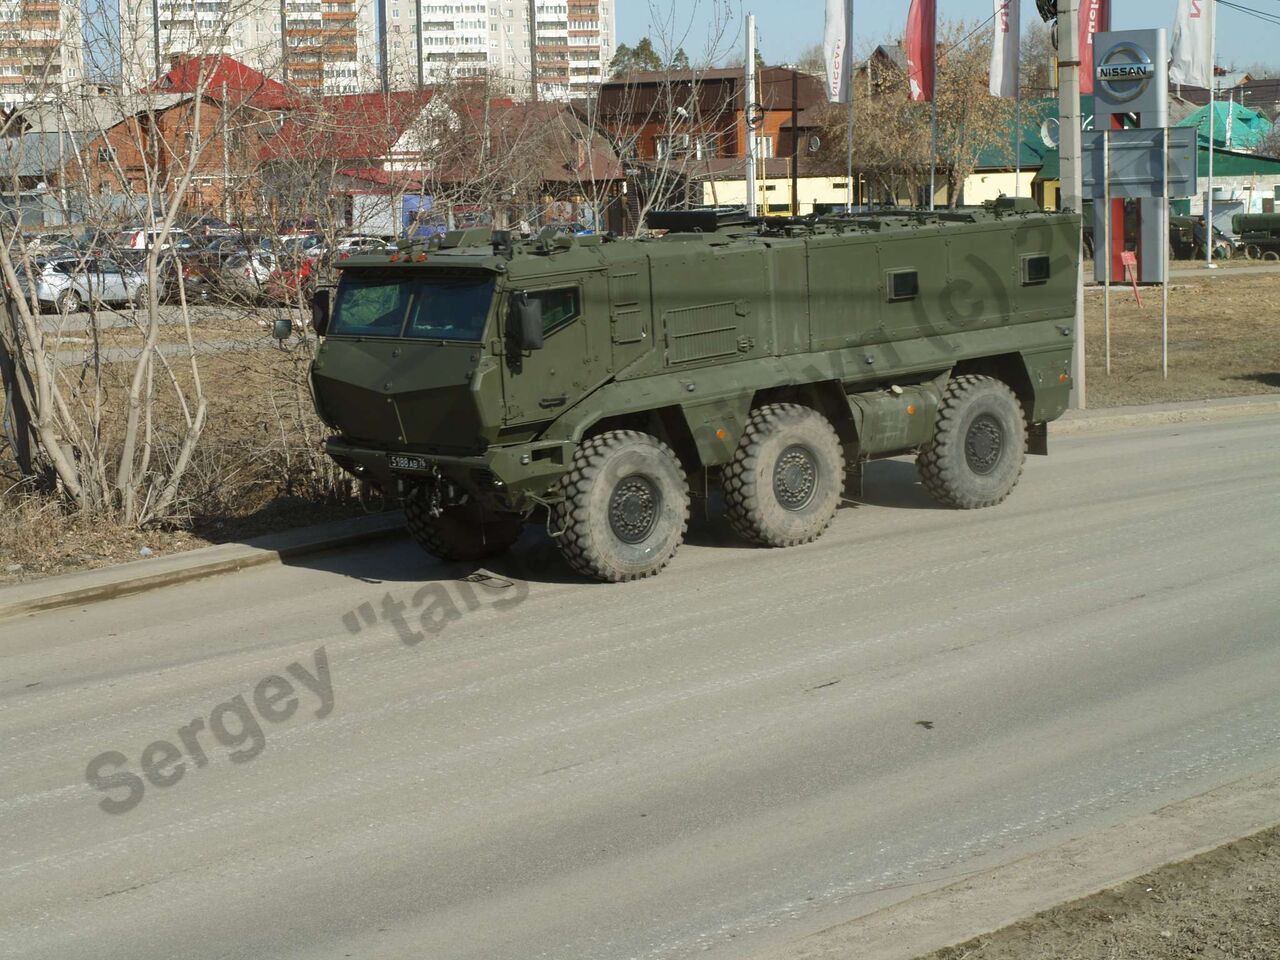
754, 766, 1280, 960
0, 511, 404, 623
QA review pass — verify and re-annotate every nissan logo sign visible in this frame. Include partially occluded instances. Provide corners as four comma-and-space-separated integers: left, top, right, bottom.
1096, 42, 1155, 103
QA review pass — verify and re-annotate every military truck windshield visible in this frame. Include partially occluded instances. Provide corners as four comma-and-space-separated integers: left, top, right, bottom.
328, 272, 495, 341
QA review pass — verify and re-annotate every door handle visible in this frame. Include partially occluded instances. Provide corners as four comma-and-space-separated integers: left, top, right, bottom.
539, 395, 567, 409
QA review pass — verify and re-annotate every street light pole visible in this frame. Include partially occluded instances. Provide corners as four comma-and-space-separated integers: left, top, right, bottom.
1057, 0, 1087, 409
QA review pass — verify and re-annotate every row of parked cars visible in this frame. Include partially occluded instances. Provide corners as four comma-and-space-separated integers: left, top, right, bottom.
12, 218, 395, 313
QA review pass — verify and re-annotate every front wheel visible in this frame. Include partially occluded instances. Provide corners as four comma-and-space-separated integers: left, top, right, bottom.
551, 430, 689, 582
918, 375, 1027, 509
723, 403, 845, 547
404, 491, 523, 562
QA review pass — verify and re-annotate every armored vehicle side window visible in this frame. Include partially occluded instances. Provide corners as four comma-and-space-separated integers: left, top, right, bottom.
404, 276, 495, 342
1022, 254, 1051, 285
885, 269, 919, 302
328, 274, 413, 337
527, 288, 580, 334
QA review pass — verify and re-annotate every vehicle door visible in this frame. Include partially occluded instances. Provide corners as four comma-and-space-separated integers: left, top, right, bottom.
96, 260, 129, 303
499, 272, 608, 427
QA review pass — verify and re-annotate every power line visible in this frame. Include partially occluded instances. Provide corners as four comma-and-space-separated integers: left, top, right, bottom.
1219, 0, 1280, 26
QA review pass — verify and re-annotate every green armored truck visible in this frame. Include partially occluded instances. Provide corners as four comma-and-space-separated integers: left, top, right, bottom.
295, 202, 1079, 582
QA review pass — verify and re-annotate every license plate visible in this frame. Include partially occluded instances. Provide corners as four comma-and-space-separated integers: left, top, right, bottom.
388, 453, 429, 471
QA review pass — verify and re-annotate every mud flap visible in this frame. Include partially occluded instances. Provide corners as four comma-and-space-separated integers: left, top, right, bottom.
1028, 421, 1048, 456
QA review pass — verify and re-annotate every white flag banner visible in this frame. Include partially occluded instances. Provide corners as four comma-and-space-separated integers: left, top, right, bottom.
1170, 0, 1214, 89
989, 0, 1020, 97
824, 0, 852, 103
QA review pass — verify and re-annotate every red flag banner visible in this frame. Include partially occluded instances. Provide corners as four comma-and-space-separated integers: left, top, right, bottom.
1078, 0, 1110, 95
906, 0, 936, 102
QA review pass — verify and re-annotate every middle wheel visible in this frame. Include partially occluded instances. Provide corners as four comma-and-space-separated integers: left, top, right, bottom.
724, 403, 845, 547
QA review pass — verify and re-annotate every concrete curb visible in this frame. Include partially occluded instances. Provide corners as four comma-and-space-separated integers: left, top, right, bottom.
0, 510, 406, 622
753, 766, 1280, 960
1054, 394, 1280, 436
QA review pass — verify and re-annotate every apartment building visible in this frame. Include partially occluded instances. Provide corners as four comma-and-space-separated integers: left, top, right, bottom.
381, 0, 614, 99
119, 0, 376, 95
0, 0, 85, 106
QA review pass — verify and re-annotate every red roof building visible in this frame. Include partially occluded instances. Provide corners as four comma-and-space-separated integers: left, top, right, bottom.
151, 56, 296, 111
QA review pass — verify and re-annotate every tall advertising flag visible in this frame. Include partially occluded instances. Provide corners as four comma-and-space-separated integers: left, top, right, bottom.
989, 0, 1019, 98
824, 0, 852, 103
905, 0, 936, 102
1170, 0, 1214, 88
1078, 0, 1108, 95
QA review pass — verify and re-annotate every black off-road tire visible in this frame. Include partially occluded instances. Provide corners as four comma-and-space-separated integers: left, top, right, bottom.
723, 403, 845, 547
404, 489, 523, 562
551, 430, 689, 582
918, 375, 1027, 509
1245, 243, 1262, 261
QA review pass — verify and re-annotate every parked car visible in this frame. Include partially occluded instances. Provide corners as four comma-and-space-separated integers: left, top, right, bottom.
118, 248, 212, 303
182, 214, 237, 239
263, 253, 315, 304
332, 234, 392, 255
117, 227, 198, 252
220, 251, 276, 303
12, 256, 158, 312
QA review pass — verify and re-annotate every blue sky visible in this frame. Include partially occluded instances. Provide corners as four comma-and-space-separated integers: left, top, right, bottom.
617, 1, 1279, 72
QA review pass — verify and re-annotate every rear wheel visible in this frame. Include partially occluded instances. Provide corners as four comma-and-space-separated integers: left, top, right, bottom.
404, 490, 523, 563
56, 289, 81, 314
723, 403, 844, 547
131, 283, 149, 307
551, 430, 689, 582
918, 375, 1027, 509
1264, 251, 1280, 263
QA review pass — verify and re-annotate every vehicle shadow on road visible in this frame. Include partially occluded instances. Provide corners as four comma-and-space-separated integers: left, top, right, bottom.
286, 459, 942, 591
850, 458, 945, 511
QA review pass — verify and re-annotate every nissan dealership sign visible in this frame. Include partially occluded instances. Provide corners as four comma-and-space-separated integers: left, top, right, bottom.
1092, 30, 1167, 116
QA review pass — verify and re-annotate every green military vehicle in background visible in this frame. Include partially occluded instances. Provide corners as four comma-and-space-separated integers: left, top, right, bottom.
294, 201, 1079, 582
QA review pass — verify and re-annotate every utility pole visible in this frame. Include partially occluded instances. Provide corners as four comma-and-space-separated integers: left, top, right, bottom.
152, 0, 163, 81
378, 0, 389, 93
528, 0, 539, 103
790, 68, 799, 215
416, 0, 424, 89
1058, 0, 1087, 409
745, 13, 757, 216
280, 0, 289, 86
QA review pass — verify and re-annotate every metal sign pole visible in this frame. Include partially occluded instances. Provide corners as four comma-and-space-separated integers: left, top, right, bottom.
1103, 128, 1111, 375
1162, 126, 1170, 378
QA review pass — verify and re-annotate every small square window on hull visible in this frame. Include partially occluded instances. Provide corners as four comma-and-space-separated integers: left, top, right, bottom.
885, 269, 918, 302
1022, 254, 1051, 285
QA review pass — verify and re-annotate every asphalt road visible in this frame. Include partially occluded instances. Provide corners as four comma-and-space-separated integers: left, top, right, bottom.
2, 418, 1279, 960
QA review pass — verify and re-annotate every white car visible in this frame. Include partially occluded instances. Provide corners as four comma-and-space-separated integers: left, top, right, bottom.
117, 228, 197, 252
220, 251, 276, 302
13, 256, 156, 313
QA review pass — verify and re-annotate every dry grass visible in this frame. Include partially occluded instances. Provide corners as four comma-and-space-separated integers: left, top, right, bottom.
1082, 268, 1280, 407
923, 825, 1280, 960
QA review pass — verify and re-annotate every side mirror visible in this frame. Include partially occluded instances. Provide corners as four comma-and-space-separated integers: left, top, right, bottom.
310, 288, 331, 336
271, 317, 292, 341
513, 292, 544, 351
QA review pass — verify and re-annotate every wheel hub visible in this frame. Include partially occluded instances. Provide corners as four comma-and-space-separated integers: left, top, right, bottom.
773, 445, 818, 511
964, 414, 1005, 475
609, 474, 661, 544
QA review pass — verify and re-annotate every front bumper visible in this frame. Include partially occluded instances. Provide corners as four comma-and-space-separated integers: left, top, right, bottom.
324, 436, 575, 507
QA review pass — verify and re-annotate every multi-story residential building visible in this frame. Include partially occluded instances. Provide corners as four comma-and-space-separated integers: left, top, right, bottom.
380, 0, 614, 99
0, 0, 85, 106
119, 0, 375, 95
